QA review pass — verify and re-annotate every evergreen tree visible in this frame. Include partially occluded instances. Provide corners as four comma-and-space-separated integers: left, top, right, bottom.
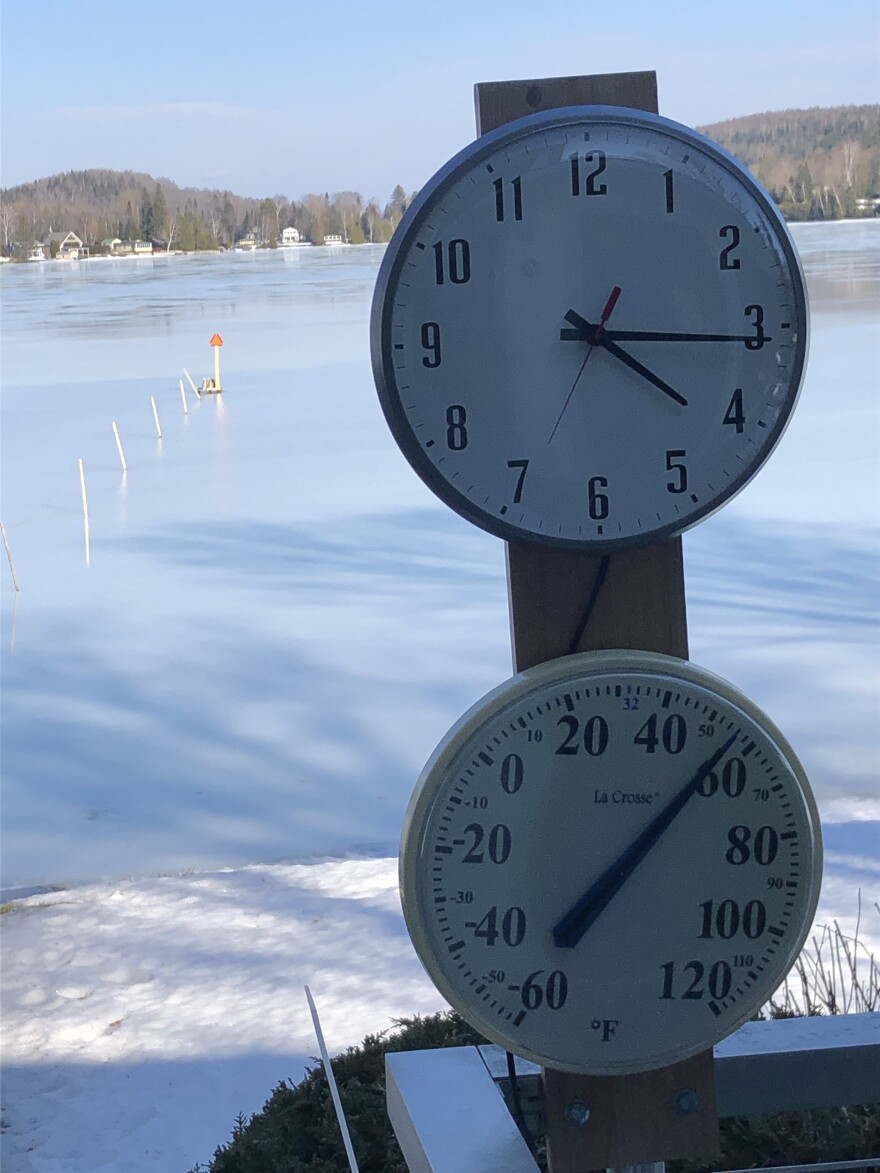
152, 183, 167, 240
138, 188, 154, 241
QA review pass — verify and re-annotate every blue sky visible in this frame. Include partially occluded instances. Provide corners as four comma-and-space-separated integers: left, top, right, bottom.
1, 0, 877, 202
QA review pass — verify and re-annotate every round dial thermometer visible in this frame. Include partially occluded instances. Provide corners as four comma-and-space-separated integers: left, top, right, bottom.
372, 106, 808, 549
401, 651, 821, 1074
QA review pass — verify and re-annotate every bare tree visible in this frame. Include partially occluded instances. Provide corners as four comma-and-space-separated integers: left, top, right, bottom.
0, 200, 14, 249
332, 191, 363, 242
842, 140, 861, 190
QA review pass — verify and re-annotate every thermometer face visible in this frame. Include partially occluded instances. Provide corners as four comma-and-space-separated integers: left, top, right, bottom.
400, 651, 822, 1074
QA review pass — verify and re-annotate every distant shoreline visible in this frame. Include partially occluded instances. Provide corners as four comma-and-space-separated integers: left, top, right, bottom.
2, 220, 877, 270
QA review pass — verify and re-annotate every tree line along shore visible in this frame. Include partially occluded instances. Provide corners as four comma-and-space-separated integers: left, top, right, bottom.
1, 104, 877, 260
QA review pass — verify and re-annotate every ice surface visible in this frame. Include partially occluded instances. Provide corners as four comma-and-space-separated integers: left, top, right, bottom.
0, 225, 877, 1173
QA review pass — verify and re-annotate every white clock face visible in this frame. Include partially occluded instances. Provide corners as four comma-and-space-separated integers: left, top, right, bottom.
372, 107, 808, 549
400, 652, 822, 1074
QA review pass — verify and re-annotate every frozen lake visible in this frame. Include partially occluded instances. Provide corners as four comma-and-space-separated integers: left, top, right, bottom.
1, 225, 878, 894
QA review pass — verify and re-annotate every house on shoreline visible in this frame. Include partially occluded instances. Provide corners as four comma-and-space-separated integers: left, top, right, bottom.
52, 231, 89, 260
100, 238, 154, 256
278, 226, 308, 247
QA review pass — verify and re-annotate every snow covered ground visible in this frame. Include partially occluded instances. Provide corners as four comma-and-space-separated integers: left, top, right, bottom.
1, 224, 878, 1172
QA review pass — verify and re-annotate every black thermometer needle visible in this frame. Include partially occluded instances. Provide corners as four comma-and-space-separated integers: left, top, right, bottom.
552, 731, 738, 949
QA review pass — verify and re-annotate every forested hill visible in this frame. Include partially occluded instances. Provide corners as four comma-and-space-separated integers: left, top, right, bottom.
0, 170, 413, 254
1, 104, 878, 254
698, 104, 880, 219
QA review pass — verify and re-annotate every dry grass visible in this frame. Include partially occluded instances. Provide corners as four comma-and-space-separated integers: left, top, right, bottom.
767, 897, 879, 1018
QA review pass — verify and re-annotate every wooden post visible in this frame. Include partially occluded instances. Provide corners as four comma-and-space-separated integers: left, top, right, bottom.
474, 73, 718, 1171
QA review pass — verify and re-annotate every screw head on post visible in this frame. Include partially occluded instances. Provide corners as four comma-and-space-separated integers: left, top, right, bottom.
672, 1088, 701, 1115
564, 1098, 591, 1125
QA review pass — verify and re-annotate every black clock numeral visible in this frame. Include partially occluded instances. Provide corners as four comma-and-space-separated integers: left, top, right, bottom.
506, 459, 529, 503
664, 168, 674, 213
420, 321, 442, 368
587, 475, 609, 520
665, 449, 688, 494
433, 238, 471, 285
723, 387, 746, 434
744, 303, 766, 350
521, 969, 568, 1010
660, 959, 732, 1001
569, 150, 607, 196
446, 404, 468, 450
720, 224, 741, 270
500, 753, 524, 794
494, 175, 523, 222
725, 824, 779, 866
472, 905, 527, 947
696, 757, 747, 798
633, 713, 687, 754
461, 822, 512, 864
698, 898, 767, 940
555, 714, 609, 756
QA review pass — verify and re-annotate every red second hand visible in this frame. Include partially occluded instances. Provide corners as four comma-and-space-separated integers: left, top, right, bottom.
594, 285, 622, 341
547, 285, 622, 445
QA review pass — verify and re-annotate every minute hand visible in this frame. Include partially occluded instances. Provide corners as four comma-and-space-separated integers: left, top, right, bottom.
552, 731, 738, 949
607, 329, 773, 344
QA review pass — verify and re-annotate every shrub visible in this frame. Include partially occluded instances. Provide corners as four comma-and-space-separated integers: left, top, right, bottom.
193, 906, 878, 1172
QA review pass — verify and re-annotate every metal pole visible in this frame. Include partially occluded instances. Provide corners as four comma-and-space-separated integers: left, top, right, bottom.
111, 421, 127, 471
0, 521, 20, 591
78, 458, 90, 566
150, 395, 162, 439
304, 986, 360, 1173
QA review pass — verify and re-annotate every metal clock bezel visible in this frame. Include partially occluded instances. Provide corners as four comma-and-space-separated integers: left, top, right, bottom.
371, 105, 809, 551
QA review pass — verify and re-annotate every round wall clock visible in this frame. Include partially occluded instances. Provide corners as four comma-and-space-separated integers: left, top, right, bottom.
400, 650, 821, 1074
371, 106, 808, 549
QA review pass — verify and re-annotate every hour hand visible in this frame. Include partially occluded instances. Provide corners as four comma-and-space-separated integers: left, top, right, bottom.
561, 309, 688, 408
560, 309, 593, 342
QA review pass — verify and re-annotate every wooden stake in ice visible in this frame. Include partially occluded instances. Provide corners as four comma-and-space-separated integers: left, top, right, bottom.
0, 521, 20, 592
150, 395, 162, 439
183, 367, 201, 398
112, 421, 128, 471
78, 458, 91, 567
304, 985, 360, 1173
179, 378, 188, 415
